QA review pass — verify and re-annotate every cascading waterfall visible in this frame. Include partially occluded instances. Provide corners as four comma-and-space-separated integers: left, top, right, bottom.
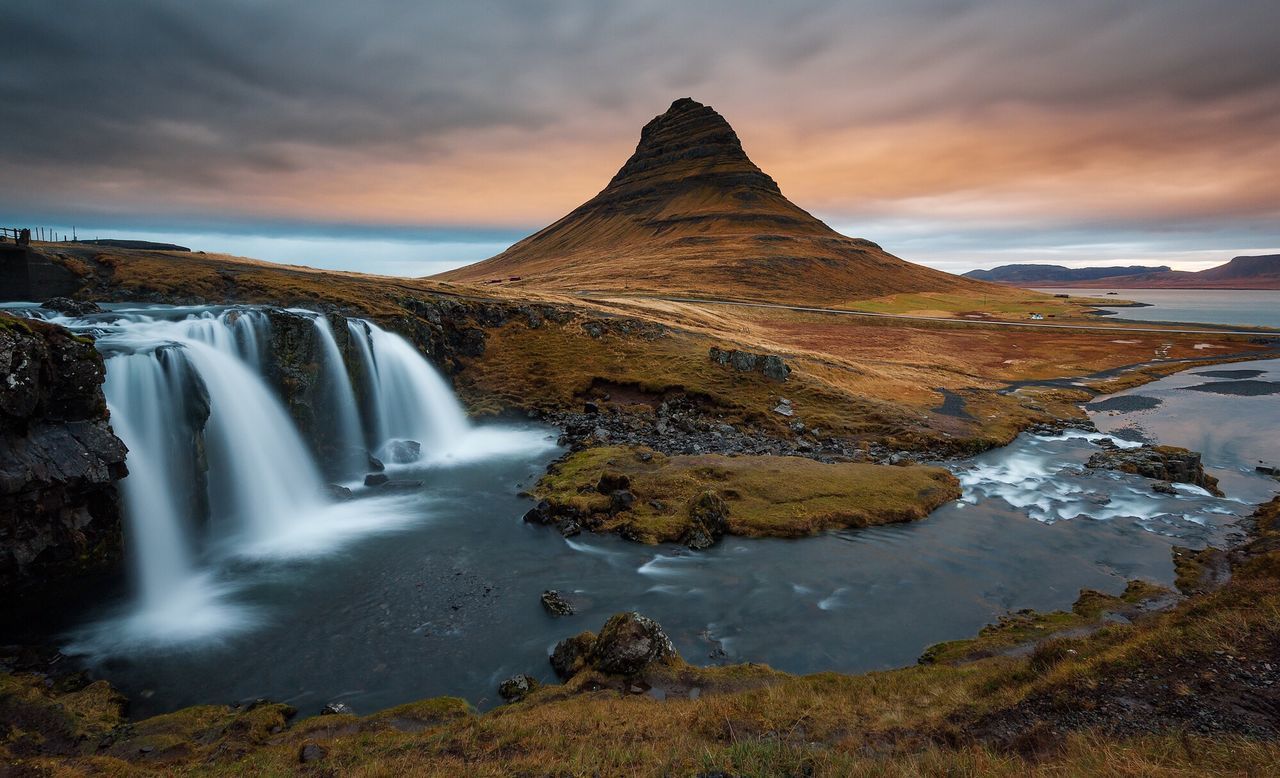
347, 321, 469, 462
311, 316, 366, 477
181, 339, 327, 541
102, 352, 200, 613
40, 304, 551, 653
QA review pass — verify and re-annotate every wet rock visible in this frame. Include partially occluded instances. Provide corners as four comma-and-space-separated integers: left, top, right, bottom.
523, 500, 554, 524
367, 454, 385, 472
320, 702, 355, 716
682, 490, 729, 550
590, 612, 678, 676
541, 589, 575, 616
298, 741, 327, 763
364, 473, 389, 487
498, 674, 539, 702
40, 297, 102, 316
1086, 445, 1223, 496
550, 631, 597, 679
1152, 481, 1178, 495
383, 439, 422, 464
326, 483, 354, 501
0, 315, 128, 599
380, 479, 423, 491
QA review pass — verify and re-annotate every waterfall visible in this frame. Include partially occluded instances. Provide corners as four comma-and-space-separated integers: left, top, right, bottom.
103, 353, 200, 611
312, 316, 366, 477
46, 303, 552, 652
347, 320, 470, 463
181, 339, 327, 541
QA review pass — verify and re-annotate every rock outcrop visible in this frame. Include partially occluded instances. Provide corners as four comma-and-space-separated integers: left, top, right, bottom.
709, 347, 790, 381
0, 314, 127, 599
1086, 444, 1223, 496
550, 612, 678, 680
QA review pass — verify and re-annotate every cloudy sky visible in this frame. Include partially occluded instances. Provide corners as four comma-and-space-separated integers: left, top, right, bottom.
4, 0, 1279, 275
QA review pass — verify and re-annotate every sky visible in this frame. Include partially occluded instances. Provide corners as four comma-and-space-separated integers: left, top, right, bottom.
4, 0, 1280, 276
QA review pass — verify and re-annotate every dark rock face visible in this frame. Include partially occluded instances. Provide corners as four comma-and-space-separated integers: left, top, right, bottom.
683, 490, 730, 550
550, 631, 597, 680
540, 589, 575, 616
1087, 445, 1223, 496
40, 297, 103, 316
498, 674, 539, 702
0, 315, 127, 598
709, 346, 790, 381
590, 612, 678, 676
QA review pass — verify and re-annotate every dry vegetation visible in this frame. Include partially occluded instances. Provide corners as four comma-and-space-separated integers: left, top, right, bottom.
8, 245, 1280, 775
6, 500, 1280, 775
532, 445, 961, 542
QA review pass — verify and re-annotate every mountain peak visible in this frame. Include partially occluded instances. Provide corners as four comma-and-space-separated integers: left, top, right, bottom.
437, 98, 989, 304
600, 97, 781, 200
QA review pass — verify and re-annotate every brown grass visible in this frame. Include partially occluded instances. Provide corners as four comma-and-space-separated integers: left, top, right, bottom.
534, 445, 961, 542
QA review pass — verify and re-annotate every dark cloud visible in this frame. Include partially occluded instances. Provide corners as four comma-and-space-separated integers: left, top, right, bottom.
3, 0, 1279, 269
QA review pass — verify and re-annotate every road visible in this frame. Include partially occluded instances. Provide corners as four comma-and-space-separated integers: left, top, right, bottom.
588, 294, 1277, 337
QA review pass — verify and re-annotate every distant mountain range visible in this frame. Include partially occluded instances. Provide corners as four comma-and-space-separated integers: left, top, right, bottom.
964, 255, 1280, 289
78, 238, 191, 252
438, 98, 1002, 305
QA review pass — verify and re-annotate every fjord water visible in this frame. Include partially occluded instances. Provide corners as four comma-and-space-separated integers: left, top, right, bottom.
1036, 288, 1280, 329
14, 304, 1277, 718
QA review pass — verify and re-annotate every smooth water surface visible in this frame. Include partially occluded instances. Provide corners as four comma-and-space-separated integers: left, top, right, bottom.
1036, 288, 1280, 329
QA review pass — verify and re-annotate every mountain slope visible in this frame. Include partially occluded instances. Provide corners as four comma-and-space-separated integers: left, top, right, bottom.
968, 255, 1280, 289
965, 264, 1170, 283
437, 98, 1001, 306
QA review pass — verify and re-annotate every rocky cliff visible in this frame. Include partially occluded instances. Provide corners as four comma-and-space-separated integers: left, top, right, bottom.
0, 314, 127, 599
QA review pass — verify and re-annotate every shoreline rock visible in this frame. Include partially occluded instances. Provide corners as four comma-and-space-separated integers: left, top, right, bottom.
0, 314, 128, 601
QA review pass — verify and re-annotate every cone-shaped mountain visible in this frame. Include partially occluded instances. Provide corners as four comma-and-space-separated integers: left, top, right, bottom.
438, 98, 993, 305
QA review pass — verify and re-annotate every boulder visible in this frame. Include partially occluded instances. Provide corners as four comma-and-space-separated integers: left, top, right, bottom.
682, 491, 729, 550
383, 439, 422, 464
709, 346, 790, 382
364, 473, 389, 487
541, 589, 575, 616
325, 483, 354, 501
522, 500, 555, 525
379, 479, 423, 491
498, 674, 539, 702
609, 489, 636, 515
550, 631, 597, 680
596, 471, 631, 493
590, 612, 678, 676
367, 454, 385, 472
298, 741, 327, 763
1086, 445, 1223, 496
320, 702, 355, 716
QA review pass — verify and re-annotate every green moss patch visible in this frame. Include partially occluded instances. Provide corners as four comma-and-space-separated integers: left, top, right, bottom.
534, 445, 961, 543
